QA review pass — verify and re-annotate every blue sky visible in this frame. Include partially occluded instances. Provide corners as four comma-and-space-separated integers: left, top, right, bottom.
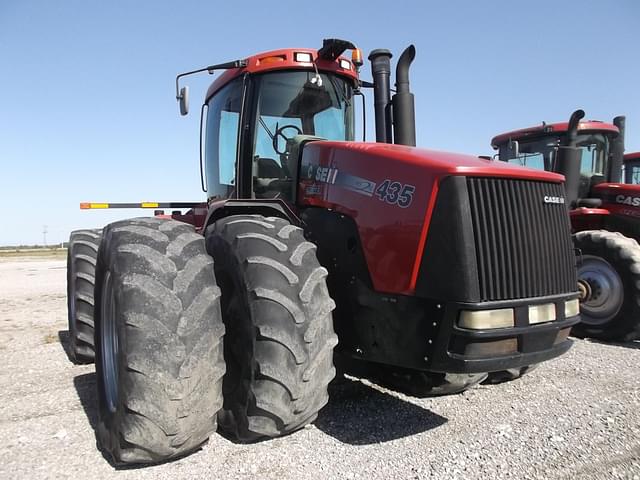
1, 1, 638, 245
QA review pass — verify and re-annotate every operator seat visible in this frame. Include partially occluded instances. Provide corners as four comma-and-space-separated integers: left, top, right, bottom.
256, 157, 284, 178
254, 157, 290, 199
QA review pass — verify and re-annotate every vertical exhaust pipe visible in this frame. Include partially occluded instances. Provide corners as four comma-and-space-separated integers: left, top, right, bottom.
609, 116, 626, 183
392, 45, 416, 146
368, 49, 393, 143
557, 109, 585, 208
564, 109, 584, 148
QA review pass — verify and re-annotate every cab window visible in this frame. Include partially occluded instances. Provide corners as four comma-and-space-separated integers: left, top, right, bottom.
204, 78, 244, 199
575, 133, 608, 176
625, 161, 640, 184
499, 136, 560, 172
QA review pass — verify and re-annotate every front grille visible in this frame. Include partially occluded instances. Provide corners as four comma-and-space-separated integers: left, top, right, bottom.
467, 177, 577, 302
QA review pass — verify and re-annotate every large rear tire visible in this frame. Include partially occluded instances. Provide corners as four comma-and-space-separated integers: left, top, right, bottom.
94, 217, 225, 465
206, 215, 338, 442
66, 229, 102, 364
572, 230, 640, 341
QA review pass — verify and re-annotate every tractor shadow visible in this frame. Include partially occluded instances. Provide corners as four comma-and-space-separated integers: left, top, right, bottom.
587, 338, 640, 350
58, 329, 75, 362
73, 372, 98, 431
72, 372, 126, 469
315, 376, 448, 445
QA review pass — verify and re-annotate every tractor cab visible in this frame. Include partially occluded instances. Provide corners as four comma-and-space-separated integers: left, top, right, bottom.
491, 118, 621, 202
624, 152, 640, 184
205, 68, 356, 201
177, 45, 360, 204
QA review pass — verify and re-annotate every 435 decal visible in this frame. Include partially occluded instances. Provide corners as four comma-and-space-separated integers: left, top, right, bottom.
374, 180, 416, 208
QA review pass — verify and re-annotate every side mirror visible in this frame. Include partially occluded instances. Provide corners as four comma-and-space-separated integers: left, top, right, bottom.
507, 139, 519, 159
178, 86, 189, 116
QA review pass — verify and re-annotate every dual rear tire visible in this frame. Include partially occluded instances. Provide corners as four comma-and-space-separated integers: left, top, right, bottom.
91, 215, 337, 464
67, 229, 102, 363
206, 215, 338, 442
94, 218, 225, 463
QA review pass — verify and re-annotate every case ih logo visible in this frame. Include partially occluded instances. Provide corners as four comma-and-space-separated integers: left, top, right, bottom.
543, 196, 565, 205
615, 195, 640, 207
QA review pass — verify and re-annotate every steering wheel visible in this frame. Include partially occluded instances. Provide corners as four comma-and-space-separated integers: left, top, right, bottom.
272, 123, 303, 155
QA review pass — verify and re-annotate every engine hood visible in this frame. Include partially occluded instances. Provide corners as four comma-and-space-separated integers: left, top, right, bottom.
311, 141, 565, 183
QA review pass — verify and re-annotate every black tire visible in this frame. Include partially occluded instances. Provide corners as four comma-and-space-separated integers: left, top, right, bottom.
573, 230, 640, 341
483, 365, 538, 385
206, 215, 338, 442
94, 217, 225, 465
66, 229, 102, 364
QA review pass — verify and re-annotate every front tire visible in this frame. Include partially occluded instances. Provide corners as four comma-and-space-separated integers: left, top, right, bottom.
573, 230, 640, 341
66, 229, 102, 363
206, 215, 338, 442
94, 218, 225, 465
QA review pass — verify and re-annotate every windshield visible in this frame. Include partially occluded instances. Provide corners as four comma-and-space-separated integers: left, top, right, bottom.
498, 135, 561, 171
498, 132, 610, 176
252, 70, 354, 199
253, 71, 354, 157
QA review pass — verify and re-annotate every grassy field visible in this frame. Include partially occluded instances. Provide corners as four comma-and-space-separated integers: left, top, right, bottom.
0, 248, 67, 259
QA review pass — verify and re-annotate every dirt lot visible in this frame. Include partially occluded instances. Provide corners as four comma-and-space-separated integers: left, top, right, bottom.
1, 256, 639, 479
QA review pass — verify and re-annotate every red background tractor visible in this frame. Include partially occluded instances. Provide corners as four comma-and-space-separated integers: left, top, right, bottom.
492, 110, 640, 341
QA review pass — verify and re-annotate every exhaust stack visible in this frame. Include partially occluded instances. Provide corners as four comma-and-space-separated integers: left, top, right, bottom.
609, 116, 626, 183
564, 109, 584, 148
556, 109, 585, 208
392, 45, 416, 146
368, 49, 393, 143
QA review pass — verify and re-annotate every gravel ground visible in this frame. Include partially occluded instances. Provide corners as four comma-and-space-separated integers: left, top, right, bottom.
1, 257, 639, 479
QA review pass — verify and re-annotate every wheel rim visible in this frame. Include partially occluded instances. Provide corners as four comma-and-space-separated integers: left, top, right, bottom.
578, 255, 624, 326
100, 270, 119, 413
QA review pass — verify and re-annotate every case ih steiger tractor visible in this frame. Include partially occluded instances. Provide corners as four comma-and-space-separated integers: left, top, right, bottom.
492, 110, 640, 341
67, 39, 581, 465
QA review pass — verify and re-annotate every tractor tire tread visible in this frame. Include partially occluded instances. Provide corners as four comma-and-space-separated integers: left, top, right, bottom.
207, 214, 336, 442
67, 229, 102, 363
94, 217, 225, 465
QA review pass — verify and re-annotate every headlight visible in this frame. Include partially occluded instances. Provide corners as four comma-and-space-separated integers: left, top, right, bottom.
459, 309, 514, 329
528, 303, 556, 324
565, 299, 580, 318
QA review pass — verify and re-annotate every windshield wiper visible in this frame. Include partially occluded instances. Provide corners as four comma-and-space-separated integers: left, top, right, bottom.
259, 117, 275, 140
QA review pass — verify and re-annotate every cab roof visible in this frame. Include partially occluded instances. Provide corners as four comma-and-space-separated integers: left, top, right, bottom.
204, 48, 359, 101
491, 120, 619, 148
625, 152, 640, 162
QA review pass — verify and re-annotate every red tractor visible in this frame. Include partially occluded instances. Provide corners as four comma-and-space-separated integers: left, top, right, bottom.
624, 152, 640, 184
492, 111, 640, 341
67, 39, 580, 465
